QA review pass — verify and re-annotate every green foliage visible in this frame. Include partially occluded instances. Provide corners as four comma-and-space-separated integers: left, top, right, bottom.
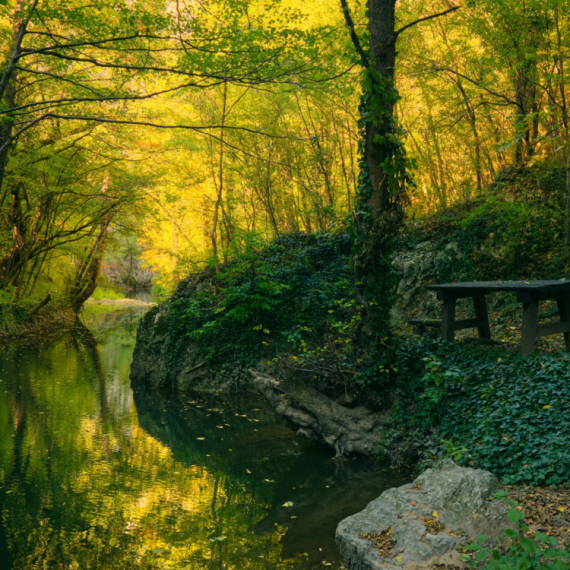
391, 335, 570, 485
461, 497, 570, 569
90, 287, 126, 301
400, 189, 567, 283
156, 231, 354, 384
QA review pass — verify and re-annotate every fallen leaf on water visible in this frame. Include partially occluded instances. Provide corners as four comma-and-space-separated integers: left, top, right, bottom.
246, 469, 251, 474
282, 501, 294, 507
197, 437, 205, 441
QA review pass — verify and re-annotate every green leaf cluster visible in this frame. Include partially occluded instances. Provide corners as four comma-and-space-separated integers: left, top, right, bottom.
461, 496, 570, 569
391, 335, 570, 485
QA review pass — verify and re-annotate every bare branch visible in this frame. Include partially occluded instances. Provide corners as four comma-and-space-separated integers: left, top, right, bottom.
0, 112, 310, 157
394, 6, 460, 40
339, 0, 369, 69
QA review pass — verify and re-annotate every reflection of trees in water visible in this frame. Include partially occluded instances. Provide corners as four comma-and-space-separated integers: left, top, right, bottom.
0, 332, 314, 570
134, 386, 413, 565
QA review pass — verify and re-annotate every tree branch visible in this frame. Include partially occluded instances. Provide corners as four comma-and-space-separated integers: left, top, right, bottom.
339, 0, 369, 69
0, 0, 40, 101
0, 113, 309, 157
394, 6, 460, 40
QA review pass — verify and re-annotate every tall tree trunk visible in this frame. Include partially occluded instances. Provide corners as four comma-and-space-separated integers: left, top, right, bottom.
0, 2, 34, 290
210, 82, 228, 272
0, 0, 38, 207
341, 0, 410, 353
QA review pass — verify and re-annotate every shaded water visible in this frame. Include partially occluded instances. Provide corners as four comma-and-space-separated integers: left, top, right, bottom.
0, 305, 411, 569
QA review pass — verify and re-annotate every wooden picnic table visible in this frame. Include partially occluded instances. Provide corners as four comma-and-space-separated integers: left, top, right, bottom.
427, 280, 570, 355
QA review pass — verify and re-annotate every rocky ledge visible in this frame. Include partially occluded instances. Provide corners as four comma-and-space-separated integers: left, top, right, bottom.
336, 460, 511, 570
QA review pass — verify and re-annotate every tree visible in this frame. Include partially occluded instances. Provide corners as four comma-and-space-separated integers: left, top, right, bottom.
0, 0, 338, 301
340, 0, 458, 355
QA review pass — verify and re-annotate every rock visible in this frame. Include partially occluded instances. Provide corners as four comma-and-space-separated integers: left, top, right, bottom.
130, 272, 218, 390
336, 460, 511, 570
391, 241, 463, 326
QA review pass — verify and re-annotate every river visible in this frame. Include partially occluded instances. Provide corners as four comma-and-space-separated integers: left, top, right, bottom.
0, 301, 410, 569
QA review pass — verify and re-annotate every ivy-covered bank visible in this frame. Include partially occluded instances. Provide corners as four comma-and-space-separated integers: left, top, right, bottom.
390, 337, 570, 485
131, 173, 570, 486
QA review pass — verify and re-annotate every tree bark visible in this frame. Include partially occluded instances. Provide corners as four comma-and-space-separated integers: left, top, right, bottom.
68, 213, 113, 313
341, 0, 409, 350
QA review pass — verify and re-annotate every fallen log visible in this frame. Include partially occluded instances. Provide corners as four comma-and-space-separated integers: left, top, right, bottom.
28, 293, 52, 319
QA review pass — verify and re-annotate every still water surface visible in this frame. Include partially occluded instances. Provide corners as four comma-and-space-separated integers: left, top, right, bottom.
0, 304, 410, 569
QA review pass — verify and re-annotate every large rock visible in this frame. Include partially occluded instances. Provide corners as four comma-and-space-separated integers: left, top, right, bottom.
336, 460, 511, 570
391, 241, 463, 326
130, 272, 216, 391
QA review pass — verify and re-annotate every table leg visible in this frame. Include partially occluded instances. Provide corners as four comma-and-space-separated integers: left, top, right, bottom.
521, 297, 539, 356
441, 295, 456, 342
473, 294, 492, 339
556, 294, 570, 351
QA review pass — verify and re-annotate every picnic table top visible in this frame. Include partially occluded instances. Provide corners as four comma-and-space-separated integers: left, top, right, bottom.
427, 280, 570, 295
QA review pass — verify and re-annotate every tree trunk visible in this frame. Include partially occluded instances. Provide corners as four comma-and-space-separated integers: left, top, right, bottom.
68, 213, 112, 313
342, 0, 410, 352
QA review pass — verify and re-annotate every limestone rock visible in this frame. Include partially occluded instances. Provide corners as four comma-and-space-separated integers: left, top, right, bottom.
336, 460, 511, 570
391, 241, 462, 326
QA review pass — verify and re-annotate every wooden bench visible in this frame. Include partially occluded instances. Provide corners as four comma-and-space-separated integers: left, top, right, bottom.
427, 280, 570, 356
409, 318, 442, 336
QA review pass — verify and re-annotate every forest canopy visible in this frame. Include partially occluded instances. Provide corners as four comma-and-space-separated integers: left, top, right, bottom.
1, 0, 569, 299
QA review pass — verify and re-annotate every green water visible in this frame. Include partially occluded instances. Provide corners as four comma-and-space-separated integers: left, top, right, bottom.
0, 305, 410, 569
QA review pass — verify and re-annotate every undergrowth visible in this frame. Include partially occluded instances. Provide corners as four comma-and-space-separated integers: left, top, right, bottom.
143, 166, 570, 485
390, 335, 570, 486
399, 164, 570, 282
149, 231, 355, 386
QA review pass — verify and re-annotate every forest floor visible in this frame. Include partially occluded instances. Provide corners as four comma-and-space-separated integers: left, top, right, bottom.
433, 485, 570, 569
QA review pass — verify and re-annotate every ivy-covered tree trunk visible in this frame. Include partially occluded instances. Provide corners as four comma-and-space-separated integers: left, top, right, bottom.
342, 0, 411, 355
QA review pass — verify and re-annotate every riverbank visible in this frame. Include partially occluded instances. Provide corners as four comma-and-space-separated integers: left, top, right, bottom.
0, 303, 77, 343
0, 300, 408, 569
0, 287, 156, 345
129, 194, 570, 487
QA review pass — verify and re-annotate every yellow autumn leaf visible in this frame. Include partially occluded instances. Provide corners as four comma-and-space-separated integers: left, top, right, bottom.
396, 555, 404, 563
543, 405, 553, 409
432, 510, 439, 519
197, 437, 205, 440
558, 506, 565, 512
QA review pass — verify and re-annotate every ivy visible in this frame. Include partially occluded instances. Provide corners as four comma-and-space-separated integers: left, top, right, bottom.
391, 335, 570, 485
352, 68, 414, 355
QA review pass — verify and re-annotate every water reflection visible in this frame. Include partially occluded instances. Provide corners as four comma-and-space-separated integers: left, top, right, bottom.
0, 309, 411, 569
